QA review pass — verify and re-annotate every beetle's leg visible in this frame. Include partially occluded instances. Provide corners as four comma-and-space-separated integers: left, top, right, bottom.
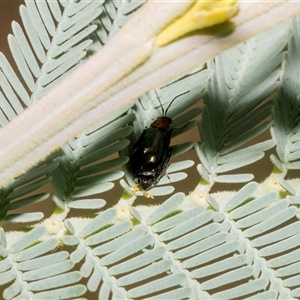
131, 183, 140, 195
143, 191, 154, 199
162, 147, 173, 183
171, 122, 192, 137
166, 173, 171, 181
132, 183, 155, 199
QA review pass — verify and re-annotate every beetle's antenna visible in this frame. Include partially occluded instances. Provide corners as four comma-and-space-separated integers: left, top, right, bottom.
165, 90, 190, 116
138, 98, 146, 111
154, 89, 165, 116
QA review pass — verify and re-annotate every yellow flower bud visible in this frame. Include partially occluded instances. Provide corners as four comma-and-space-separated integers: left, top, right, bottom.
156, 0, 239, 47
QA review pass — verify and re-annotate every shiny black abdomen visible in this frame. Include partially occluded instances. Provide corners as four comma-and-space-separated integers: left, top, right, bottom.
129, 127, 172, 191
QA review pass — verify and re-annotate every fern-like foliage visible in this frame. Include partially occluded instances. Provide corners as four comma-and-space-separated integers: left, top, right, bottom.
0, 0, 137, 222
0, 154, 58, 225
0, 0, 104, 224
1, 0, 103, 109
0, 1, 300, 299
271, 17, 300, 174
2, 186, 300, 299
195, 22, 288, 187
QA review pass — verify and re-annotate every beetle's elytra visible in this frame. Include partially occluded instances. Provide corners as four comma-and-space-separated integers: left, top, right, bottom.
129, 91, 189, 198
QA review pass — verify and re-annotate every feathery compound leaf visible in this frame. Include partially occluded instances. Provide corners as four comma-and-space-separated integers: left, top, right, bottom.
0, 0, 136, 225
1, 226, 85, 300
51, 110, 133, 207
271, 15, 300, 174
0, 1, 102, 121
0, 0, 129, 219
218, 185, 300, 299
1, 180, 300, 299
195, 23, 289, 186
64, 194, 212, 299
0, 158, 58, 225
61, 191, 277, 299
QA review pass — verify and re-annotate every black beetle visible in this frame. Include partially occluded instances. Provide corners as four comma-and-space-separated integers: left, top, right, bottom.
129, 90, 189, 198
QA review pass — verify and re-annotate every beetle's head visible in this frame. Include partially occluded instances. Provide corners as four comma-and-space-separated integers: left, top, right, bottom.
150, 116, 172, 131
